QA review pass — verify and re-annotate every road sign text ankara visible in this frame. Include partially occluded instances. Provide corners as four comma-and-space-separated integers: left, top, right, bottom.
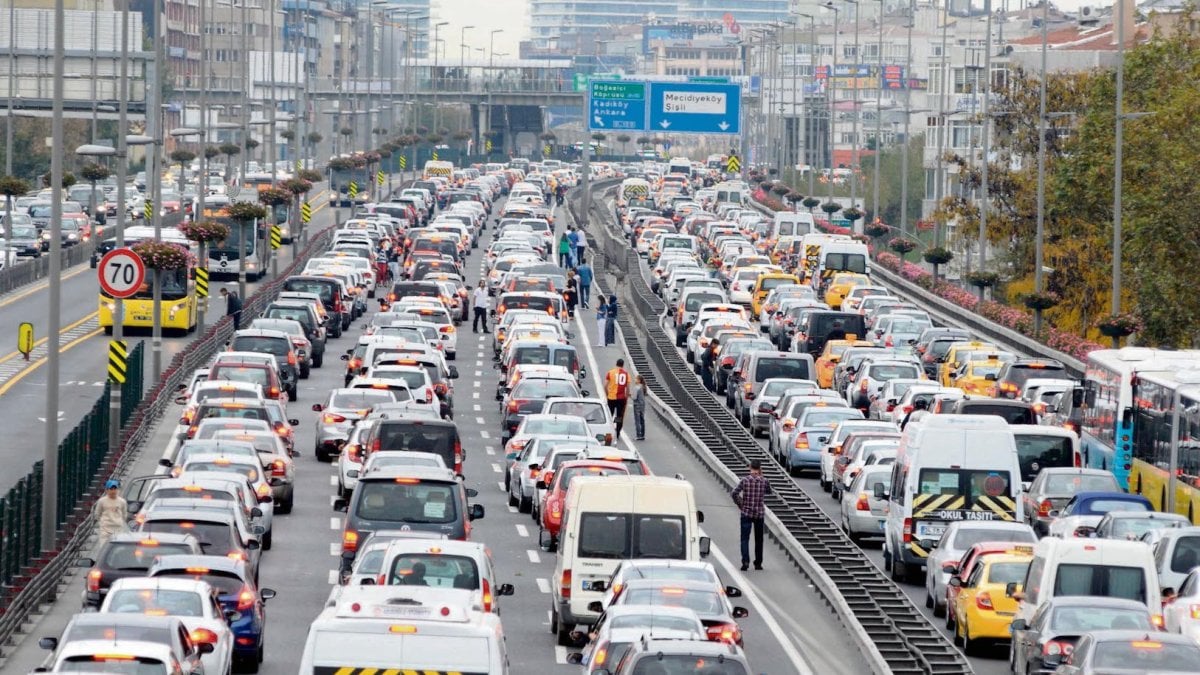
588, 80, 648, 132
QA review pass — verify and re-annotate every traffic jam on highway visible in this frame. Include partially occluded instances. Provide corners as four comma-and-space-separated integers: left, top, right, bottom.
23, 151, 1200, 675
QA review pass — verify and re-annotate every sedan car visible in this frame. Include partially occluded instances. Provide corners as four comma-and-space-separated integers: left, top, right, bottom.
1044, 629, 1200, 675
1047, 491, 1153, 538
839, 466, 890, 543
600, 579, 750, 646
1010, 597, 1155, 675
924, 520, 1036, 619
311, 388, 396, 461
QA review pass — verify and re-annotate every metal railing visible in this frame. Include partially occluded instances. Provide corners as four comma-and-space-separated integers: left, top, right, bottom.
308, 76, 581, 97
0, 239, 97, 296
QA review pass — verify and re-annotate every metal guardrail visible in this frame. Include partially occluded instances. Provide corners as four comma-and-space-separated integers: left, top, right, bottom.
0, 239, 97, 296
574, 181, 972, 675
0, 219, 340, 659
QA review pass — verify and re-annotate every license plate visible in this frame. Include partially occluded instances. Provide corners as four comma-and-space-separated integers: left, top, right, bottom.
133, 315, 150, 321
916, 522, 946, 538
374, 605, 431, 619
581, 580, 598, 591
877, 520, 886, 531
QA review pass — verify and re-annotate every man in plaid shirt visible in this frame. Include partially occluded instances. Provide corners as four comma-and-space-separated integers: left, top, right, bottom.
731, 459, 772, 571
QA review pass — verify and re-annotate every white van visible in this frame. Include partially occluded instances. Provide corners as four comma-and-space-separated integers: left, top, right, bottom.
816, 239, 870, 281
771, 211, 815, 242
667, 157, 692, 177
715, 183, 748, 206
798, 233, 850, 280
548, 475, 710, 643
1012, 537, 1164, 629
299, 586, 509, 674
882, 415, 1024, 582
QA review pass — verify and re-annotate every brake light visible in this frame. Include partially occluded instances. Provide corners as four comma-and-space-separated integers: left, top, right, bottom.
903, 517, 913, 543
87, 569, 102, 592
781, 418, 795, 432
860, 379, 868, 393
855, 493, 870, 511
482, 578, 493, 612
884, 336, 894, 347
1038, 499, 1053, 517
440, 325, 455, 334
343, 529, 359, 552
371, 438, 381, 453
1152, 613, 1165, 629
270, 459, 286, 477
561, 569, 572, 600
1189, 605, 1200, 620
346, 444, 362, 463
794, 433, 809, 450
255, 483, 271, 499
227, 550, 248, 562
454, 438, 463, 474
348, 358, 362, 371
236, 587, 255, 612
705, 623, 740, 644
268, 386, 280, 399
975, 592, 994, 611
507, 400, 522, 413
323, 413, 347, 424
1043, 640, 1074, 657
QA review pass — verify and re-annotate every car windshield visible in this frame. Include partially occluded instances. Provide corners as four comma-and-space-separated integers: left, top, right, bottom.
10, 225, 36, 238
354, 480, 459, 524
386, 553, 479, 588
1110, 517, 1181, 538
985, 561, 1030, 585
1092, 640, 1200, 670
101, 542, 195, 571
803, 409, 863, 427
1049, 605, 1152, 632
917, 469, 1015, 503
107, 588, 204, 617
184, 461, 259, 483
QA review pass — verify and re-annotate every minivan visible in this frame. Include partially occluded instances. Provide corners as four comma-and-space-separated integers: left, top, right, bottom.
729, 351, 815, 425
333, 466, 484, 563
796, 311, 868, 358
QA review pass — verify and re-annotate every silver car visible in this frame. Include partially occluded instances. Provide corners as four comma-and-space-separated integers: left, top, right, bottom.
840, 465, 890, 543
311, 388, 395, 461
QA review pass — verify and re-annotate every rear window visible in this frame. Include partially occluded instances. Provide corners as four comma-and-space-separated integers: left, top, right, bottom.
1013, 434, 1075, 483
1005, 363, 1068, 388
754, 357, 811, 382
1053, 563, 1147, 604
60, 656, 168, 674
231, 336, 288, 356
373, 424, 456, 467
959, 403, 1035, 425
387, 553, 479, 588
284, 279, 333, 303
197, 405, 269, 423
157, 569, 244, 595
524, 418, 588, 437
354, 479, 460, 524
101, 542, 194, 570
1093, 640, 1200, 670
578, 513, 686, 559
685, 293, 724, 311
142, 521, 233, 552
867, 364, 920, 380
106, 588, 205, 616
515, 347, 552, 365
370, 369, 428, 389
825, 252, 868, 274
1170, 536, 1200, 573
332, 391, 394, 409
211, 366, 270, 389
512, 379, 577, 399
1044, 473, 1119, 494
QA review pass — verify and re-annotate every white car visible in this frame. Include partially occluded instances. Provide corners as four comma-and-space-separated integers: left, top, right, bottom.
539, 397, 614, 445
1165, 566, 1200, 642
100, 577, 234, 675
401, 305, 458, 359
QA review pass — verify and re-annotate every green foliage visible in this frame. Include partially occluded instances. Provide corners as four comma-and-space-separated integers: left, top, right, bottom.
204, 146, 221, 160
257, 187, 291, 207
169, 149, 196, 165
306, 132, 323, 144
79, 163, 110, 183
861, 134, 925, 226
245, 138, 260, 151
280, 130, 295, 142
297, 169, 322, 183
802, 196, 821, 209
964, 270, 1000, 288
218, 143, 241, 158
41, 171, 76, 188
922, 246, 954, 266
226, 200, 268, 222
0, 175, 30, 196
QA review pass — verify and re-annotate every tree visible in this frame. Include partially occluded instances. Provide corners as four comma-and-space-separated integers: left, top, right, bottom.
0, 175, 30, 228
168, 149, 195, 193
306, 131, 323, 145
616, 134, 632, 157
204, 146, 221, 161
218, 143, 241, 179
41, 171, 76, 188
861, 134, 925, 227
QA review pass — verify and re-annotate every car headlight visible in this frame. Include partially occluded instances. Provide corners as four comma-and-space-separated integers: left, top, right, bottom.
67, 233, 78, 240
41, 232, 50, 240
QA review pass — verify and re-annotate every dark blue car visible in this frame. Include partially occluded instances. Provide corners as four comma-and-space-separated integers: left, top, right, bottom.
149, 554, 276, 673
1053, 491, 1153, 537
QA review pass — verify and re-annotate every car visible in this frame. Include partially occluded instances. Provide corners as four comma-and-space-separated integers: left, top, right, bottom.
1046, 491, 1154, 538
503, 413, 592, 458
840, 465, 890, 543
499, 375, 584, 443
1149, 526, 1200, 592
311, 387, 397, 461
1009, 597, 1156, 675
949, 552, 1032, 654
148, 555, 276, 673
248, 317, 313, 378
1088, 511, 1189, 540
76, 532, 203, 609
536, 460, 630, 550
540, 397, 614, 445
566, 605, 707, 672
746, 377, 819, 437
1043, 630, 1200, 674
375, 538, 515, 613
99, 576, 236, 675
599, 578, 750, 646
783, 405, 864, 477
924, 521, 1036, 620
228, 329, 301, 400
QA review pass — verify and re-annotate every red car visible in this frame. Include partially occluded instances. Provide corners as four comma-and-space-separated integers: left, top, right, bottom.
537, 460, 628, 549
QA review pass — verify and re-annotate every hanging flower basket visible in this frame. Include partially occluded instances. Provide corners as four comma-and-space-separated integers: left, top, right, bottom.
257, 187, 291, 207
1022, 291, 1061, 312
888, 237, 918, 255
282, 178, 313, 195
964, 271, 1000, 288
922, 246, 954, 266
820, 202, 841, 215
306, 132, 323, 144
451, 131, 472, 142
864, 221, 890, 238
132, 240, 192, 271
350, 154, 368, 169
1096, 312, 1143, 338
298, 169, 322, 183
327, 157, 354, 172
771, 183, 790, 196
0, 175, 30, 197
226, 201, 269, 223
802, 197, 822, 210
842, 207, 864, 222
363, 151, 381, 164
178, 219, 231, 244
784, 190, 803, 203
80, 163, 111, 183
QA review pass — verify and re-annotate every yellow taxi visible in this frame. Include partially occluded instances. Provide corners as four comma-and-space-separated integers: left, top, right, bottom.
951, 552, 1031, 653
823, 273, 872, 310
939, 341, 1000, 387
950, 357, 1007, 396
815, 338, 874, 389
751, 273, 803, 317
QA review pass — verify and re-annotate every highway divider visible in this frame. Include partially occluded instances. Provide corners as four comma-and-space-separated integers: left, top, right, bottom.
0, 216, 340, 659
574, 180, 973, 675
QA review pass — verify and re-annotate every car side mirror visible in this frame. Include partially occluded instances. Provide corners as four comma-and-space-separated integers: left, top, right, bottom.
288, 418, 299, 426
250, 507, 263, 518
587, 600, 604, 613
1005, 581, 1019, 598
197, 642, 215, 655
536, 480, 548, 490
1010, 618, 1028, 632
1048, 509, 1061, 518
340, 353, 349, 360
725, 585, 743, 598
1074, 525, 1097, 538
159, 458, 174, 468
566, 653, 584, 665
223, 610, 242, 624
465, 488, 478, 498
333, 498, 348, 512
260, 588, 276, 601
245, 540, 260, 551
732, 606, 750, 619
498, 583, 515, 596
581, 389, 590, 397
38, 637, 58, 651
469, 503, 485, 521
948, 576, 962, 588
699, 536, 711, 557
76, 557, 95, 568
311, 403, 324, 412
448, 366, 459, 379
174, 395, 188, 405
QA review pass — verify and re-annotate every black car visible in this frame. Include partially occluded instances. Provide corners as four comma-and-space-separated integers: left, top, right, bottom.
229, 329, 302, 400
4, 223, 43, 257
76, 531, 203, 609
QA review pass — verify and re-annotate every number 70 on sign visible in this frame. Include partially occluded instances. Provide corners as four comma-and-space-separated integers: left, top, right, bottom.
97, 249, 147, 299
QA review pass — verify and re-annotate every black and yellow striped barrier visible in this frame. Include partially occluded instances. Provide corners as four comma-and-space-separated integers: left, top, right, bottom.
143, 199, 153, 221
348, 182, 359, 199
195, 267, 209, 298
399, 156, 407, 169
726, 154, 741, 172
431, 150, 439, 161
485, 139, 493, 153
376, 170, 385, 187
108, 339, 127, 384
301, 201, 312, 223
270, 225, 282, 250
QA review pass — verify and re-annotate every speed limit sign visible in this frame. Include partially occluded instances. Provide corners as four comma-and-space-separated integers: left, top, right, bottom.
98, 248, 147, 299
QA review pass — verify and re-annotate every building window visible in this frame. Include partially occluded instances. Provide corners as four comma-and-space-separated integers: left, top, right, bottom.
950, 120, 979, 149
925, 168, 937, 200
840, 132, 857, 145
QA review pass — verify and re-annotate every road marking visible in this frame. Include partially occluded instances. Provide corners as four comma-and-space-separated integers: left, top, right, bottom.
497, 481, 505, 492
536, 577, 551, 594
473, 380, 480, 388
491, 463, 501, 473
329, 543, 340, 556
526, 549, 540, 564
329, 475, 338, 487
485, 446, 496, 455
330, 517, 342, 530
475, 416, 485, 425
473, 404, 481, 411
508, 505, 517, 513
0, 316, 103, 397
474, 370, 482, 377
480, 430, 490, 439
37, 410, 65, 423
327, 569, 339, 585
473, 391, 480, 399
516, 524, 529, 538
476, 360, 484, 367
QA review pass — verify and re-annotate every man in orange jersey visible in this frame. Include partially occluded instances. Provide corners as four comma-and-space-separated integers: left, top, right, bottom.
605, 358, 631, 438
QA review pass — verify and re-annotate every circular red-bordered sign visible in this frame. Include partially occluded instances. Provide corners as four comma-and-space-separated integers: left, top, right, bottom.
98, 248, 146, 299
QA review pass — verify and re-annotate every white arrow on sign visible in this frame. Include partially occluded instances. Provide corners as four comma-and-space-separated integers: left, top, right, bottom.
659, 120, 671, 129
593, 116, 604, 127
718, 121, 730, 131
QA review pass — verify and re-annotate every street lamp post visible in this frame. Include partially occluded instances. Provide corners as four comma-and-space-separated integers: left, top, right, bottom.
432, 21, 449, 134
871, 0, 883, 223
489, 29, 503, 74
824, 3, 840, 207
798, 14, 816, 198
978, 0, 994, 282
843, 0, 861, 229
459, 26, 475, 133
1033, 0, 1049, 336
898, 0, 914, 235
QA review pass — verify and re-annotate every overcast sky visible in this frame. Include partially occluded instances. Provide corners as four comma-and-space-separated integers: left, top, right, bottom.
437, 0, 529, 61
